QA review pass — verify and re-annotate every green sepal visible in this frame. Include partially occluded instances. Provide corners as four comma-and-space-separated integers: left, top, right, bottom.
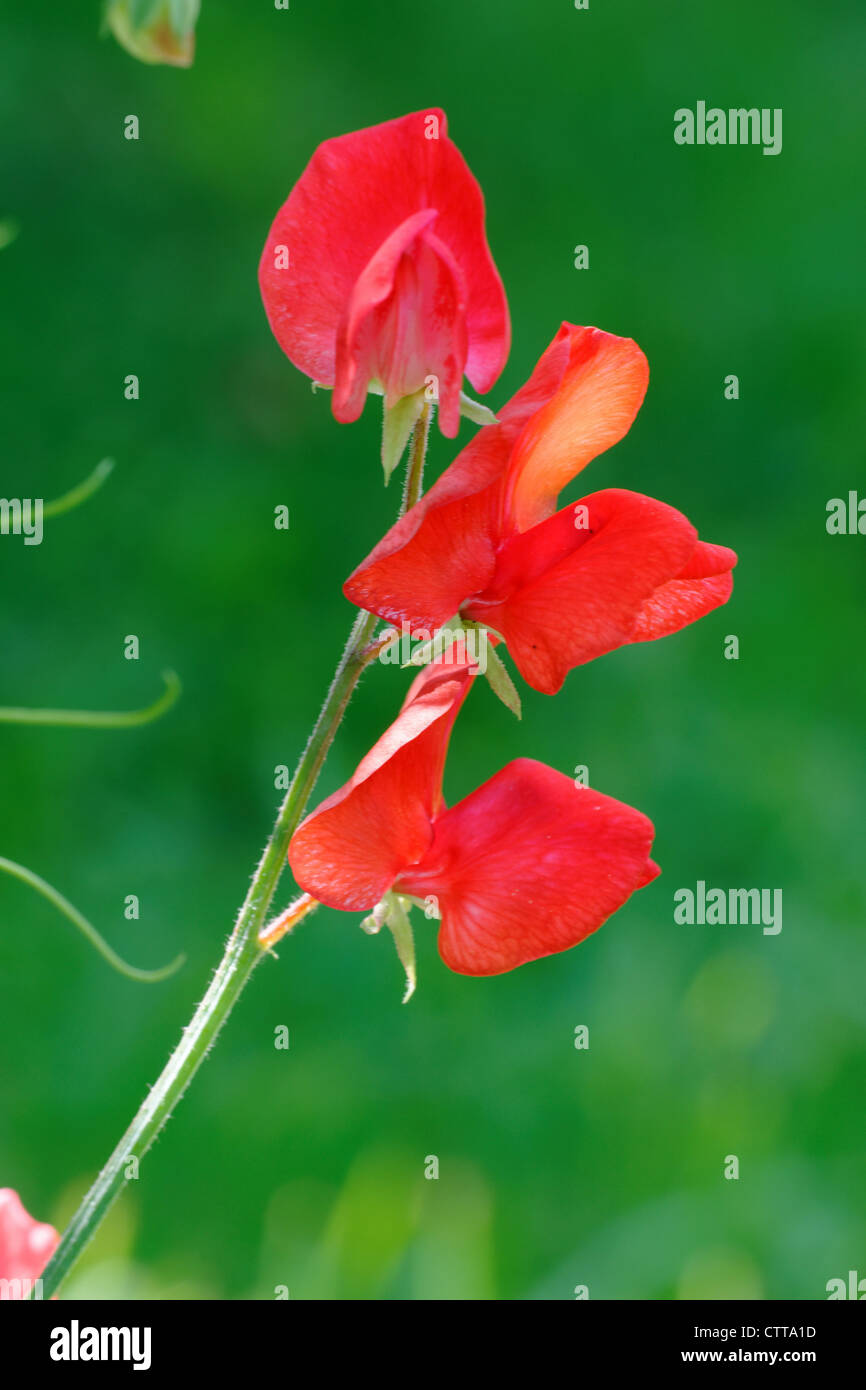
386, 897, 418, 1004
402, 617, 462, 669
459, 391, 498, 427
381, 390, 425, 485
360, 893, 418, 1002
480, 632, 522, 719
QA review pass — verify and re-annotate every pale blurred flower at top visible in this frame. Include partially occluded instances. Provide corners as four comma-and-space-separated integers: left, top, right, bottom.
105, 0, 201, 68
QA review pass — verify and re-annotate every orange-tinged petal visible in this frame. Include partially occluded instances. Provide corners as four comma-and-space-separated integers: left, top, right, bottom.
343, 324, 576, 631
505, 324, 649, 533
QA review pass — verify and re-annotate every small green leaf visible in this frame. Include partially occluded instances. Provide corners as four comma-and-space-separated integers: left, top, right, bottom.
459, 391, 498, 427
481, 634, 522, 719
381, 391, 424, 485
360, 899, 388, 935
359, 894, 418, 1001
387, 898, 417, 1004
107, 0, 197, 65
402, 619, 461, 669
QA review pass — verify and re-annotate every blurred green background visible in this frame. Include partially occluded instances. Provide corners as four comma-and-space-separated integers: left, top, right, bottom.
1, 0, 864, 1300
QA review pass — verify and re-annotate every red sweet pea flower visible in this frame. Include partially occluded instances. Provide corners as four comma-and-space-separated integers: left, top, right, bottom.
0, 1188, 58, 1297
344, 323, 737, 694
258, 108, 509, 439
288, 653, 658, 977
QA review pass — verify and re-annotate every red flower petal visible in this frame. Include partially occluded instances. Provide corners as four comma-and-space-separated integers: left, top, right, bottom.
465, 489, 701, 693
343, 324, 577, 631
343, 438, 501, 633
343, 324, 649, 633
397, 759, 658, 976
288, 655, 476, 911
504, 324, 649, 533
630, 540, 737, 643
259, 109, 508, 424
344, 323, 734, 693
332, 212, 469, 434
0, 1188, 58, 1292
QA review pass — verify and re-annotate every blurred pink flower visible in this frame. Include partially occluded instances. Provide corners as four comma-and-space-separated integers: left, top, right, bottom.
0, 1188, 59, 1298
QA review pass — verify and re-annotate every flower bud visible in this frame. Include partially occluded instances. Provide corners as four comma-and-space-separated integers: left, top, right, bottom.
106, 0, 200, 68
